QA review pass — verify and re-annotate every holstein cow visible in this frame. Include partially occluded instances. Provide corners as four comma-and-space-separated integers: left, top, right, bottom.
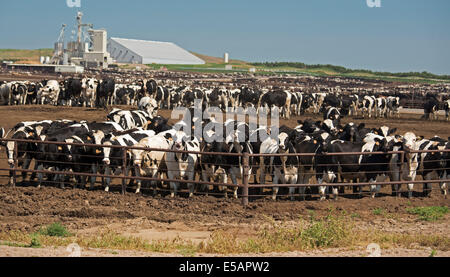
386, 96, 401, 118
361, 95, 376, 118
138, 97, 158, 117
62, 78, 82, 106
81, 78, 97, 108
444, 99, 450, 121
422, 94, 439, 120
163, 130, 200, 198
259, 90, 292, 119
107, 108, 153, 130
415, 137, 448, 197
259, 131, 298, 200
101, 130, 155, 193
37, 80, 60, 106
131, 134, 171, 194
96, 78, 115, 109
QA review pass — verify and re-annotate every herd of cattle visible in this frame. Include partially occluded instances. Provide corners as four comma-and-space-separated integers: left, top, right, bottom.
0, 92, 448, 200
1, 77, 450, 121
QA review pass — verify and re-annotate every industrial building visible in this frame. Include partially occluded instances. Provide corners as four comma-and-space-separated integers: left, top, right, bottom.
9, 12, 205, 72
107, 37, 205, 65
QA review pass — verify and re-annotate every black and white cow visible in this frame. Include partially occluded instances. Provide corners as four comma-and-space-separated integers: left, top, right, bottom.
163, 130, 200, 198
259, 131, 298, 200
81, 78, 97, 108
361, 95, 376, 118
444, 99, 450, 121
37, 80, 60, 106
107, 109, 153, 130
155, 86, 171, 109
423, 94, 439, 120
101, 130, 156, 193
131, 134, 170, 194
62, 78, 82, 106
259, 90, 292, 119
386, 96, 401, 118
96, 78, 115, 109
375, 96, 387, 118
138, 97, 158, 117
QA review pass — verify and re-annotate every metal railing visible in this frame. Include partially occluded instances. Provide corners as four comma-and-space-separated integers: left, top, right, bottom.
0, 137, 448, 206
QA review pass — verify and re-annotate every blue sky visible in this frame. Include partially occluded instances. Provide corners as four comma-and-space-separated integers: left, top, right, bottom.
1, 0, 449, 74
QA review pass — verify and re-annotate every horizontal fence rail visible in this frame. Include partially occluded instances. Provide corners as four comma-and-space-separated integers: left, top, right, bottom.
0, 137, 449, 206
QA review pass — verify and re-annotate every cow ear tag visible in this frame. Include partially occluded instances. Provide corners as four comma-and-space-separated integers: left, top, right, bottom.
87, 137, 91, 141
168, 137, 173, 141
313, 140, 317, 144
28, 132, 34, 136
58, 146, 63, 151
374, 131, 378, 135
375, 141, 380, 146
96, 149, 101, 154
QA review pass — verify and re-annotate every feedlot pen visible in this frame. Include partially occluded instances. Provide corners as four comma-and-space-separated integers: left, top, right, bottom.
0, 137, 448, 206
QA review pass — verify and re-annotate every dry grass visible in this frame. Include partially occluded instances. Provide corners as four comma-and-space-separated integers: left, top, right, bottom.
0, 216, 448, 255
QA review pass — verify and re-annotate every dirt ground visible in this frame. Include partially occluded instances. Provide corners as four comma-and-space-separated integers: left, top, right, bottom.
0, 105, 449, 257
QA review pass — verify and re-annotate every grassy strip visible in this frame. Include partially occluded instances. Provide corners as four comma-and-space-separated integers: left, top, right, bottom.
406, 206, 449, 221
0, 215, 448, 255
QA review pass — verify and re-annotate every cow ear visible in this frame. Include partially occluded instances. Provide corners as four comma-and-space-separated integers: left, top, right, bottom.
297, 120, 303, 125
164, 133, 172, 140
389, 128, 397, 135
357, 123, 365, 130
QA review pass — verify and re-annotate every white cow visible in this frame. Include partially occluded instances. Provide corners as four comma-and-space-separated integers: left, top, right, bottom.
81, 78, 97, 107
37, 80, 60, 105
131, 134, 170, 194
164, 130, 200, 198
138, 97, 158, 117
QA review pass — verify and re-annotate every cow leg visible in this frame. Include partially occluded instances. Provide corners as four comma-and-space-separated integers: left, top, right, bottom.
29, 163, 38, 182
298, 171, 306, 201
36, 164, 44, 188
231, 170, 239, 199
201, 171, 210, 197
134, 165, 142, 194
169, 181, 178, 198
121, 166, 128, 195
423, 174, 433, 197
58, 172, 65, 189
318, 177, 327, 201
288, 186, 296, 201
187, 172, 195, 198
104, 166, 111, 192
390, 169, 401, 197
407, 183, 414, 198
272, 172, 279, 201
423, 182, 432, 197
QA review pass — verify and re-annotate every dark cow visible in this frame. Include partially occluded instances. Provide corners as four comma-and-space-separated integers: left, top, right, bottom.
96, 78, 115, 109
62, 78, 82, 106
146, 79, 158, 95
423, 94, 439, 120
444, 99, 450, 121
147, 116, 172, 134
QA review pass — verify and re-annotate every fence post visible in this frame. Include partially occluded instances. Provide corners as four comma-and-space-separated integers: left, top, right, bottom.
12, 141, 18, 187
122, 147, 127, 195
242, 152, 249, 207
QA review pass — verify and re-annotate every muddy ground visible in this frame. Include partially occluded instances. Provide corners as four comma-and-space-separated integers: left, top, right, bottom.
0, 105, 448, 257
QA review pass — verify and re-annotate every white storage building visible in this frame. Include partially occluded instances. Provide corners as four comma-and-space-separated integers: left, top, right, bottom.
107, 37, 205, 65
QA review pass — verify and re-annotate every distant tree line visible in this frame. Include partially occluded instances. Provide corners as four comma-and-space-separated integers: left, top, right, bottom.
250, 62, 450, 81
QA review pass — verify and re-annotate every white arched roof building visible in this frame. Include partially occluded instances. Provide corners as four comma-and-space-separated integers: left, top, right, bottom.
107, 37, 205, 65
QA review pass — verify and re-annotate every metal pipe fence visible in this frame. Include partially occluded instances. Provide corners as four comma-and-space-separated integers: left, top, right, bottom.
0, 137, 448, 206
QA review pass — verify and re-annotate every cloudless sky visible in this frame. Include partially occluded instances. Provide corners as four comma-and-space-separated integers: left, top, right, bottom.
1, 0, 449, 74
